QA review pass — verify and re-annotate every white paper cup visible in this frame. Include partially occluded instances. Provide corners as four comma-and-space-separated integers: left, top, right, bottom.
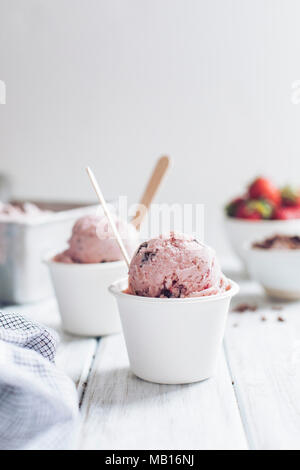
243, 241, 300, 300
45, 256, 127, 336
109, 278, 239, 384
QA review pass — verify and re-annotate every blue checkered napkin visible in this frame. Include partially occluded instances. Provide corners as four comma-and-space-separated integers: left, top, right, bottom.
0, 312, 79, 450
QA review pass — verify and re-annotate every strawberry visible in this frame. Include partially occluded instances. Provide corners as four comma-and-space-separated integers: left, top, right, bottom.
281, 185, 300, 207
235, 199, 274, 220
235, 202, 262, 220
274, 206, 300, 220
249, 177, 281, 206
246, 199, 274, 219
225, 197, 245, 217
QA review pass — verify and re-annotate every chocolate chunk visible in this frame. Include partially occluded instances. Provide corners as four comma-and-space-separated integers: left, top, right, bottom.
253, 235, 300, 250
140, 250, 156, 266
178, 284, 187, 297
160, 288, 172, 298
277, 316, 285, 322
135, 288, 149, 297
232, 303, 258, 313
137, 241, 148, 253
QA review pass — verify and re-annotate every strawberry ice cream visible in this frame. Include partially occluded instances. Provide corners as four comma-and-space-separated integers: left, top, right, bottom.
128, 232, 228, 298
54, 214, 139, 264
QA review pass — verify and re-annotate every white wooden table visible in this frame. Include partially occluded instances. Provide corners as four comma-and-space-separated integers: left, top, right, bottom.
3, 259, 300, 450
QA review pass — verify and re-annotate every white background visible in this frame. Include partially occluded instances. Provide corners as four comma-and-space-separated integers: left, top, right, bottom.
1, 0, 300, 254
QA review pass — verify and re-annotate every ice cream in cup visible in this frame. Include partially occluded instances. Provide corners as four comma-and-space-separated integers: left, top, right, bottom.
45, 214, 139, 336
109, 232, 239, 384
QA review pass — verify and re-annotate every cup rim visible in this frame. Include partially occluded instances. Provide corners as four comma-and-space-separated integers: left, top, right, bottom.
43, 251, 127, 269
224, 214, 300, 225
109, 277, 239, 303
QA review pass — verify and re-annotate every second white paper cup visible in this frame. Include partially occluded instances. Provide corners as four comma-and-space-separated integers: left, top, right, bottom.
46, 257, 127, 336
109, 278, 239, 384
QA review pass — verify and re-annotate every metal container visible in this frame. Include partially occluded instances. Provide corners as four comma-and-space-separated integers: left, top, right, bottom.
0, 201, 105, 304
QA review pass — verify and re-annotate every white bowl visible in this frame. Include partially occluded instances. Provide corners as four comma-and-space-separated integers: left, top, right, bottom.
45, 256, 127, 336
109, 278, 239, 384
244, 242, 300, 300
224, 216, 300, 263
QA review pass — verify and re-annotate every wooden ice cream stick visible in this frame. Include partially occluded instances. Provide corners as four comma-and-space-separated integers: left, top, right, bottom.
86, 167, 131, 268
131, 155, 170, 230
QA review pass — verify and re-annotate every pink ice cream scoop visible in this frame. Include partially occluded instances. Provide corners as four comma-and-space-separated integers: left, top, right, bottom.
55, 214, 139, 264
128, 232, 228, 298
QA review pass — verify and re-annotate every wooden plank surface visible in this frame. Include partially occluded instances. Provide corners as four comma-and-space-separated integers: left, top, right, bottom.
225, 276, 300, 450
5, 260, 300, 450
79, 333, 248, 450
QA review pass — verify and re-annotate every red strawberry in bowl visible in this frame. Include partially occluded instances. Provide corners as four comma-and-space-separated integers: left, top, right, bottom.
225, 197, 246, 218
226, 197, 274, 220
273, 206, 300, 220
236, 199, 273, 220
235, 203, 261, 220
249, 177, 281, 206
